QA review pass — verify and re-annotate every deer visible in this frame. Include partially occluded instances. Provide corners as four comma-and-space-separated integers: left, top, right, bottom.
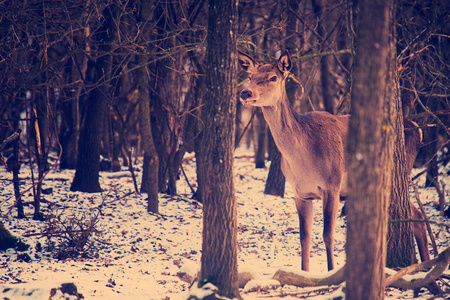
238, 50, 430, 271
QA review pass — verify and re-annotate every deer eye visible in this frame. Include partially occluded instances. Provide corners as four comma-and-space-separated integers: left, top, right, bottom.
269, 76, 277, 82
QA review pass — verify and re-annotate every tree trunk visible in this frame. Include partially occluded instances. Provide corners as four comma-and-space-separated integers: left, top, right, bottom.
71, 5, 116, 193
70, 89, 105, 193
60, 47, 86, 170
387, 113, 415, 267
312, 0, 335, 114
148, 1, 182, 196
60, 98, 79, 170
386, 6, 415, 266
0, 221, 17, 251
13, 137, 24, 218
137, 0, 159, 213
1, 130, 24, 218
139, 93, 159, 213
345, 1, 395, 299
197, 0, 240, 298
33, 92, 49, 220
254, 108, 266, 168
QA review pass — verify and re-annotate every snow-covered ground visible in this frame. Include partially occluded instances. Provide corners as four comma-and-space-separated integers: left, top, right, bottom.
0, 146, 449, 299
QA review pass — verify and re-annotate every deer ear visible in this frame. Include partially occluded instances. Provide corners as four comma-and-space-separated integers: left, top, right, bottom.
278, 50, 292, 73
238, 51, 259, 73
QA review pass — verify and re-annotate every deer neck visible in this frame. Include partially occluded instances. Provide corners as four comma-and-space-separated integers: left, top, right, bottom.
261, 90, 305, 156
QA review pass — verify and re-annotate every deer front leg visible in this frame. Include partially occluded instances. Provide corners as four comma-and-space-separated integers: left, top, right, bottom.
323, 190, 339, 271
295, 199, 313, 271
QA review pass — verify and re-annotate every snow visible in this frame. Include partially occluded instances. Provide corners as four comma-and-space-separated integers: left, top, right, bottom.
0, 146, 449, 299
188, 282, 219, 299
243, 279, 280, 293
1, 281, 79, 300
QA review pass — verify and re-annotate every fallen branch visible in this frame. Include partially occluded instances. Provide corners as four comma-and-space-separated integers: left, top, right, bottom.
272, 265, 346, 288
386, 247, 450, 288
270, 247, 450, 293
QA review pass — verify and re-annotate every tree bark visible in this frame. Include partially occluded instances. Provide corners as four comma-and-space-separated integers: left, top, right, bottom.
385, 0, 416, 269
345, 0, 395, 299
311, 0, 335, 114
70, 89, 105, 193
197, 0, 240, 298
1, 130, 23, 218
60, 97, 79, 170
387, 116, 415, 267
254, 108, 266, 168
139, 93, 159, 213
71, 5, 116, 193
137, 0, 159, 214
148, 1, 181, 196
33, 93, 49, 219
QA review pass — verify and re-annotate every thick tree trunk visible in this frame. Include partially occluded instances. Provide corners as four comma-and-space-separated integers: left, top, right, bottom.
197, 0, 240, 298
386, 0, 415, 268
71, 4, 117, 193
345, 1, 395, 299
70, 89, 105, 193
60, 48, 85, 170
60, 98, 79, 170
387, 111, 415, 267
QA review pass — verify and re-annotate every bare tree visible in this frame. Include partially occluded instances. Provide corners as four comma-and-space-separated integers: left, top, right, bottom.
397, 0, 449, 211
345, 0, 395, 298
71, 3, 118, 193
196, 0, 240, 298
136, 0, 159, 213
386, 0, 415, 267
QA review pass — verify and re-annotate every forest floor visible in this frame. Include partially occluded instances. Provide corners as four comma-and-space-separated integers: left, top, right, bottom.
0, 146, 449, 299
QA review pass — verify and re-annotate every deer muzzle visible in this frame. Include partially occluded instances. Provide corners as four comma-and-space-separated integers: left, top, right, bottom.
240, 90, 252, 100
240, 90, 257, 105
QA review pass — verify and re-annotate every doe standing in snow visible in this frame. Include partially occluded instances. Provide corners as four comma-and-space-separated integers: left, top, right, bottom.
238, 50, 429, 271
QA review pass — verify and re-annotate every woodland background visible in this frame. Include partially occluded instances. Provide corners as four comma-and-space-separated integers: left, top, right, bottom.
0, 0, 448, 214
0, 0, 449, 298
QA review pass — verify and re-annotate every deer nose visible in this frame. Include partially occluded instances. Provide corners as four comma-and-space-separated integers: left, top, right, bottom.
241, 90, 252, 100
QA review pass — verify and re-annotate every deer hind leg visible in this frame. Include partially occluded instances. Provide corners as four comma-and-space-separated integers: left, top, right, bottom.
411, 204, 430, 262
295, 199, 313, 271
323, 190, 339, 271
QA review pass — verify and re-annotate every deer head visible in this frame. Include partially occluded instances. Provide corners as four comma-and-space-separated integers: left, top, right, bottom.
238, 50, 292, 107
